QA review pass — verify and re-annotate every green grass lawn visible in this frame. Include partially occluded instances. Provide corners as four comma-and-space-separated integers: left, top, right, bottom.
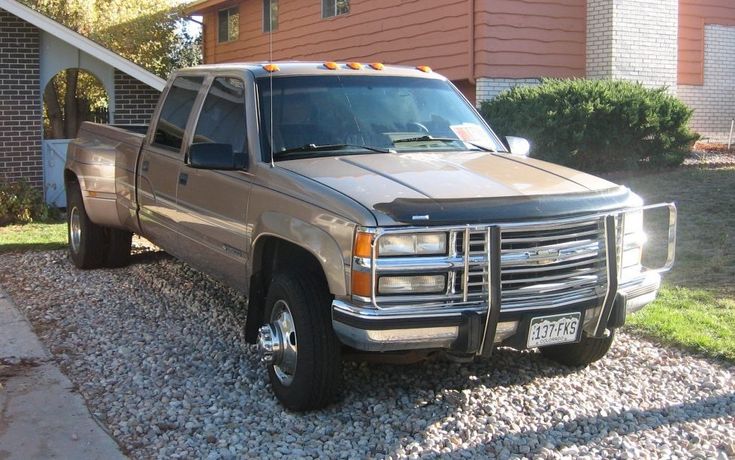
627, 287, 735, 360
618, 167, 735, 361
0, 221, 67, 253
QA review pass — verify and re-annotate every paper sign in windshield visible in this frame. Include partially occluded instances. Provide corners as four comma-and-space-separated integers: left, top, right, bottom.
449, 123, 493, 149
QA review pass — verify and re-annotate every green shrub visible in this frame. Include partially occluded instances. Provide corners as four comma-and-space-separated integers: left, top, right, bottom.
479, 79, 700, 172
0, 179, 49, 226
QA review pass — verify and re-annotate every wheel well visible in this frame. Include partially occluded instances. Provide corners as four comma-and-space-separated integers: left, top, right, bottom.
64, 169, 78, 189
245, 236, 331, 343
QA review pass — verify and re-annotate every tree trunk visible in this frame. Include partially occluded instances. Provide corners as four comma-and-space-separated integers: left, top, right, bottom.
64, 69, 80, 138
43, 79, 65, 139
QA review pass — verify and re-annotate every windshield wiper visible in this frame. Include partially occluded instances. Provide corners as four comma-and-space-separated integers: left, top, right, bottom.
392, 135, 496, 152
464, 140, 496, 152
392, 135, 459, 144
275, 143, 394, 157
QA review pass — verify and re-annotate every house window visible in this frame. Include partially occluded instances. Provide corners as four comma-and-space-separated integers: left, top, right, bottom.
263, 0, 278, 32
322, 0, 349, 18
218, 7, 239, 43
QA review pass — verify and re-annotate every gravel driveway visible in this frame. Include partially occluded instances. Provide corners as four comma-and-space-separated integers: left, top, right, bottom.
1, 248, 733, 459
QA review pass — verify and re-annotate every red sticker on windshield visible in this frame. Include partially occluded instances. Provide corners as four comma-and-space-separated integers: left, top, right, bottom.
450, 123, 492, 147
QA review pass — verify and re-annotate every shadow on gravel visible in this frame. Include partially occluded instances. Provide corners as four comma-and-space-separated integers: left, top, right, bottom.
318, 349, 583, 455
128, 249, 172, 266
447, 392, 735, 457
344, 347, 578, 396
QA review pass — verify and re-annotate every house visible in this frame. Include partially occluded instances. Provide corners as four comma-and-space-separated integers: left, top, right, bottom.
188, 0, 735, 143
0, 0, 164, 206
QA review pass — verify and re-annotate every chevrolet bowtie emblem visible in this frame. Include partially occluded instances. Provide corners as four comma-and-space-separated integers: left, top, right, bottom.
526, 248, 561, 265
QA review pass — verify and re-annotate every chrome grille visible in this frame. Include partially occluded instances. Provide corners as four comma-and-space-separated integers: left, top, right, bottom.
367, 216, 613, 312
450, 220, 607, 311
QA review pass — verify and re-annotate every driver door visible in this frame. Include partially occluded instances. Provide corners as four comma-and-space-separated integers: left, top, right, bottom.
174, 76, 252, 287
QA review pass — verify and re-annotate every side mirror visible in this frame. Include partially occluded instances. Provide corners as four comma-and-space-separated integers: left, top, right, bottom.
188, 143, 247, 170
505, 136, 531, 157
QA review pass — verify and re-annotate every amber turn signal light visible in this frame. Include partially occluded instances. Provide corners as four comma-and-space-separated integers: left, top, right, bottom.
352, 231, 374, 297
353, 231, 373, 258
351, 270, 372, 297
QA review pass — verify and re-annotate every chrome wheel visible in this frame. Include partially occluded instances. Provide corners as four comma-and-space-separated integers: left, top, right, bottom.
258, 299, 298, 385
69, 206, 81, 253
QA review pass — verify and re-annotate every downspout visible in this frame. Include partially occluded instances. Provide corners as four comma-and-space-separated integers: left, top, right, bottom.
468, 0, 475, 84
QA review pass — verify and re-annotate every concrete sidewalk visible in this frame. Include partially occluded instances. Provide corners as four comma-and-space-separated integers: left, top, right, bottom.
0, 288, 125, 459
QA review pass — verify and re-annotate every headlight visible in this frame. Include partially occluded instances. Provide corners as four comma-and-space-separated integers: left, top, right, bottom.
621, 210, 646, 279
378, 233, 447, 256
378, 275, 446, 294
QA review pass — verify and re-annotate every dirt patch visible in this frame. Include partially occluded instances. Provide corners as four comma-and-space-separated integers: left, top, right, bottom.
0, 358, 41, 382
685, 142, 735, 168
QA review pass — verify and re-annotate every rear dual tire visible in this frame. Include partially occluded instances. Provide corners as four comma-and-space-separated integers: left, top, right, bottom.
67, 184, 132, 269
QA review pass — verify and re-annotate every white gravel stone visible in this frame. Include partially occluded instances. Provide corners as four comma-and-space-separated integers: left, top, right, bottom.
1, 248, 734, 459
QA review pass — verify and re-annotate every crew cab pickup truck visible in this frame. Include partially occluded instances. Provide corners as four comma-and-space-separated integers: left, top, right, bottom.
65, 62, 676, 410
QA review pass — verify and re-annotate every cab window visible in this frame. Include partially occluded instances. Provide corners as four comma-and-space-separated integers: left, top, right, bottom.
153, 76, 204, 151
192, 77, 247, 155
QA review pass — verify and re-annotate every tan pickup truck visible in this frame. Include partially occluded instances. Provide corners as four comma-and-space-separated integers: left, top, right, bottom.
65, 62, 676, 410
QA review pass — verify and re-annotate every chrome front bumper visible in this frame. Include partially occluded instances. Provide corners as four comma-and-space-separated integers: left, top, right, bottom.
332, 270, 661, 352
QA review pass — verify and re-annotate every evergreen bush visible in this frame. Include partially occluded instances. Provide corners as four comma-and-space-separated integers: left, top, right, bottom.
479, 79, 699, 172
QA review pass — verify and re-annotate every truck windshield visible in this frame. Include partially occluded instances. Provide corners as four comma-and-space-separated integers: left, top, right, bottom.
256, 75, 504, 161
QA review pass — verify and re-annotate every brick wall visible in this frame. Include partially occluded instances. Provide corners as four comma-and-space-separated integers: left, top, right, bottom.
586, 0, 678, 90
586, 0, 613, 79
0, 10, 42, 188
476, 78, 540, 105
113, 70, 160, 125
678, 25, 735, 143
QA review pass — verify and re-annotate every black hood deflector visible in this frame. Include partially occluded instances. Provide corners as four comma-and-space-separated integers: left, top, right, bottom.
373, 186, 635, 225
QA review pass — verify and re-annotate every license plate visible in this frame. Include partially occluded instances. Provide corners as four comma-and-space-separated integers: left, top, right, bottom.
527, 312, 581, 348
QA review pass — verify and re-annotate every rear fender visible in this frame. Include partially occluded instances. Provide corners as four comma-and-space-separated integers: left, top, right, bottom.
64, 142, 119, 227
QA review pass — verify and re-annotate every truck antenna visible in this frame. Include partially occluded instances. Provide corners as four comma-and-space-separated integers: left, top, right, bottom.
268, 0, 275, 168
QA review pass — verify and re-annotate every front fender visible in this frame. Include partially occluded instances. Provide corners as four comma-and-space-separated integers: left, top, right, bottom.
252, 211, 352, 296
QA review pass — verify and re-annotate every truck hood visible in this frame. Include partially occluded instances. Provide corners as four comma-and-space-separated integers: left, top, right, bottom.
278, 151, 636, 225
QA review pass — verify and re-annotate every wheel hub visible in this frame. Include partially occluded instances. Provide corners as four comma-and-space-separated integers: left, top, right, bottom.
256, 300, 298, 385
257, 324, 282, 364
69, 206, 81, 253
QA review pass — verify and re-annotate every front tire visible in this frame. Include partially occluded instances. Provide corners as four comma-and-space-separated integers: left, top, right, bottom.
540, 329, 616, 366
261, 271, 342, 411
67, 184, 106, 269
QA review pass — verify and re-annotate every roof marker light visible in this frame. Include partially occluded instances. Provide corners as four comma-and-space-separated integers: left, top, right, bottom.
416, 65, 432, 73
323, 61, 338, 70
346, 62, 363, 70
262, 63, 280, 72
369, 62, 384, 70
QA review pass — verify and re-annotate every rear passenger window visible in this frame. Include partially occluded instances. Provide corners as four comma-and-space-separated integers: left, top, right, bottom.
192, 77, 247, 154
153, 76, 204, 150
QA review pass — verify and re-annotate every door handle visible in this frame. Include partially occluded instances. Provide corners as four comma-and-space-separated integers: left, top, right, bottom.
141, 160, 149, 172
179, 172, 188, 186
